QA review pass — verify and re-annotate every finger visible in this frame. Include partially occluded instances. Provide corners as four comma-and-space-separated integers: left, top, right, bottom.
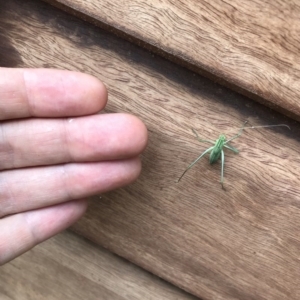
0, 157, 141, 217
0, 199, 87, 265
0, 68, 107, 120
0, 113, 148, 170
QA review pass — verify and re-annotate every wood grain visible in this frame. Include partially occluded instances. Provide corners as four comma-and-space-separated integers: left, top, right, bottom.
41, 0, 300, 121
0, 231, 197, 300
2, 1, 300, 299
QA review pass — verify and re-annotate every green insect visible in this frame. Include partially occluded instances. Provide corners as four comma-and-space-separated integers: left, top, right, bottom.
177, 122, 289, 189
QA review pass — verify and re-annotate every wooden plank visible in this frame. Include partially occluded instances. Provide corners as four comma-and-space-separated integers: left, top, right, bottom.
41, 0, 300, 121
1, 1, 300, 299
0, 231, 197, 300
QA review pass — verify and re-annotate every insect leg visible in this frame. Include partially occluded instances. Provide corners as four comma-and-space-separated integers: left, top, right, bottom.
225, 121, 248, 144
221, 150, 225, 189
224, 144, 238, 153
177, 146, 214, 182
192, 128, 214, 145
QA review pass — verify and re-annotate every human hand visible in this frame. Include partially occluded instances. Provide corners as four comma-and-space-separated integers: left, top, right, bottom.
0, 68, 147, 265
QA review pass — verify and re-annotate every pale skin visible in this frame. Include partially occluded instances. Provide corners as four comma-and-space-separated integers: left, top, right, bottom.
0, 68, 148, 265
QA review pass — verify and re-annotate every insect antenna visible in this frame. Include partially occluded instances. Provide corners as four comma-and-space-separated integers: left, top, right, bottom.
231, 124, 290, 131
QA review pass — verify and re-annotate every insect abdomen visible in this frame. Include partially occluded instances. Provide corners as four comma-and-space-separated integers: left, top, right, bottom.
209, 149, 221, 164
209, 135, 226, 164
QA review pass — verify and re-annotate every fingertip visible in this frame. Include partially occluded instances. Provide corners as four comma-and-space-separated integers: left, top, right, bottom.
0, 199, 88, 265
128, 156, 143, 184
23, 69, 108, 117
83, 73, 108, 112
68, 199, 89, 222
123, 113, 148, 154
26, 199, 89, 243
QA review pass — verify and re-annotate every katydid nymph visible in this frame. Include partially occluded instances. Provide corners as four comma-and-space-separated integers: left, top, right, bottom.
177, 122, 290, 189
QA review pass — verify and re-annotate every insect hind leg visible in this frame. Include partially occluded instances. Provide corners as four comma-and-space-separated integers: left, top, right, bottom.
177, 146, 214, 182
221, 150, 225, 189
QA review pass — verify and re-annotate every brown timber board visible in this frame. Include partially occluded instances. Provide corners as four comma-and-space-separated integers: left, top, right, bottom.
41, 0, 300, 120
1, 1, 300, 299
0, 231, 197, 300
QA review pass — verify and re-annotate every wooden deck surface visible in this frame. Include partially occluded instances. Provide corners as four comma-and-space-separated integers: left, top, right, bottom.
42, 0, 300, 120
1, 1, 300, 299
0, 231, 197, 300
